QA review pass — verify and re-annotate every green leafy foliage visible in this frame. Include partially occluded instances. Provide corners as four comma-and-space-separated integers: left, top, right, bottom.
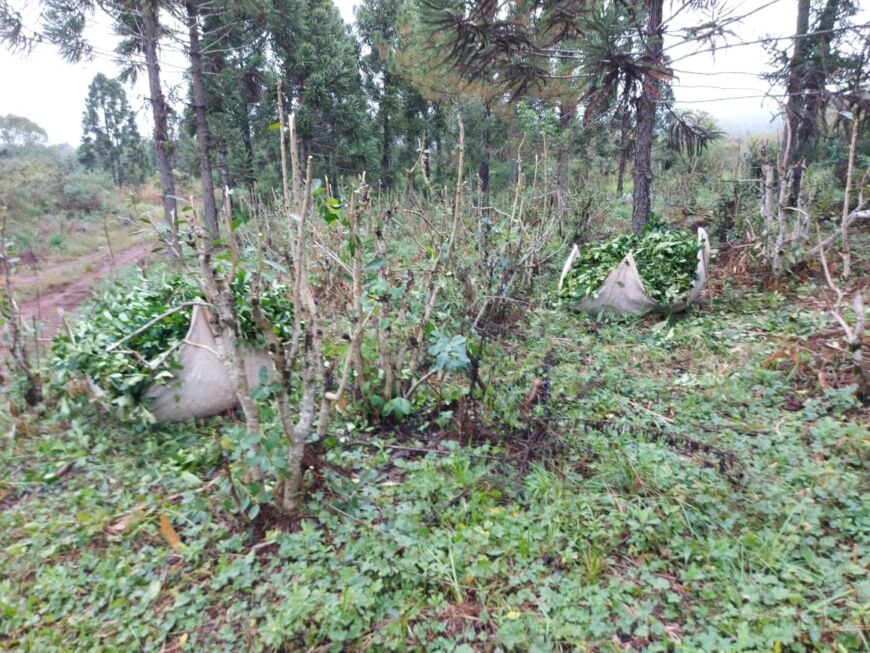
560, 219, 701, 306
313, 186, 343, 224
382, 396, 413, 419
428, 331, 471, 373
3, 278, 867, 650
51, 272, 293, 420
3, 212, 869, 653
229, 271, 296, 344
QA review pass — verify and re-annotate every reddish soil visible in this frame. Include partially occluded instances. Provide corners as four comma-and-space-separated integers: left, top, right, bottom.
8, 241, 154, 341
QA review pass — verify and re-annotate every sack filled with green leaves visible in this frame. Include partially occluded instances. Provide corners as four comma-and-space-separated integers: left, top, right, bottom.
52, 270, 294, 421
558, 220, 710, 315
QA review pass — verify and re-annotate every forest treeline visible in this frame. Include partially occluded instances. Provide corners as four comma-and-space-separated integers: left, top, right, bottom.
1, 0, 867, 239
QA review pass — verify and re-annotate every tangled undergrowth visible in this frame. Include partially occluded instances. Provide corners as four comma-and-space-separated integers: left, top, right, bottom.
2, 266, 866, 652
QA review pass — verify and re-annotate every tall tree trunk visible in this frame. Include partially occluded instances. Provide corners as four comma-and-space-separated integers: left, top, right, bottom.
381, 72, 393, 192
185, 0, 219, 240
381, 112, 392, 192
557, 98, 576, 205
784, 0, 811, 198
631, 0, 664, 234
616, 108, 631, 195
142, 0, 178, 254
202, 31, 233, 223
478, 103, 491, 196
239, 99, 255, 193
787, 0, 841, 200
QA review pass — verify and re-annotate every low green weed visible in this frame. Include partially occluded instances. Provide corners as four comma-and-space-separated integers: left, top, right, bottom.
2, 255, 866, 652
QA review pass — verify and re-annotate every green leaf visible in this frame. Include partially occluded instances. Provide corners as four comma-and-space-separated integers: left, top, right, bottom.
382, 397, 412, 419
179, 471, 203, 488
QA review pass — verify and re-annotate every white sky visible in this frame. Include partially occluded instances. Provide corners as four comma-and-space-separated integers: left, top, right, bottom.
0, 0, 866, 145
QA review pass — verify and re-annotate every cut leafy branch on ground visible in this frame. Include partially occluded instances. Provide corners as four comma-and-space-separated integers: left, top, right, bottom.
560, 219, 702, 306
50, 272, 294, 419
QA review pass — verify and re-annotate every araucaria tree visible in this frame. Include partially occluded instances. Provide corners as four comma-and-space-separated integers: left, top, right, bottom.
1, 0, 182, 251
80, 73, 147, 186
771, 0, 856, 199
277, 0, 374, 181
426, 0, 733, 233
356, 0, 418, 190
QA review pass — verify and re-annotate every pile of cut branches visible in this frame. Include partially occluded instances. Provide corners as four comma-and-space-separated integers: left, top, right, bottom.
560, 220, 701, 306
51, 271, 293, 415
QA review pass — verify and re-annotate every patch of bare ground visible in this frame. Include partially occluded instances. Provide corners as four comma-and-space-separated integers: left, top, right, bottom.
3, 239, 156, 351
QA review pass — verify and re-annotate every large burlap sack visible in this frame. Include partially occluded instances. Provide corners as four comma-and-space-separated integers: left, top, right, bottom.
143, 302, 276, 421
559, 228, 711, 316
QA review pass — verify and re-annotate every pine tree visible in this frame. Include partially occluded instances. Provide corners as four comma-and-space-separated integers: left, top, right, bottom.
80, 73, 147, 186
271, 0, 375, 181
180, 0, 220, 239
770, 0, 856, 198
356, 0, 406, 190
391, 4, 499, 192
426, 0, 732, 232
3, 0, 182, 254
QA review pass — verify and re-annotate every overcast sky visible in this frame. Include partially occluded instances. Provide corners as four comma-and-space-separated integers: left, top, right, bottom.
0, 0, 866, 145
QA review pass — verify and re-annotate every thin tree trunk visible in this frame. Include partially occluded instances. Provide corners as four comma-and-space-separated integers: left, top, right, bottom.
631, 0, 664, 234
381, 72, 393, 192
557, 98, 576, 205
840, 111, 859, 279
185, 0, 219, 240
240, 102, 255, 193
382, 111, 392, 191
784, 0, 811, 199
202, 31, 232, 218
479, 103, 491, 197
218, 137, 232, 213
142, 0, 178, 256
616, 108, 631, 195
1, 211, 42, 406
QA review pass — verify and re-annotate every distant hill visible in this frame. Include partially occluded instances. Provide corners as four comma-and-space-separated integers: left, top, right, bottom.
715, 112, 783, 137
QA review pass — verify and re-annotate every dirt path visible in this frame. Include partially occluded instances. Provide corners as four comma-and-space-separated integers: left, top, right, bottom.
10, 241, 155, 340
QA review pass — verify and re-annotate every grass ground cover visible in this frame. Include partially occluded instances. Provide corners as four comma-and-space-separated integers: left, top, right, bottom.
1, 261, 866, 652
